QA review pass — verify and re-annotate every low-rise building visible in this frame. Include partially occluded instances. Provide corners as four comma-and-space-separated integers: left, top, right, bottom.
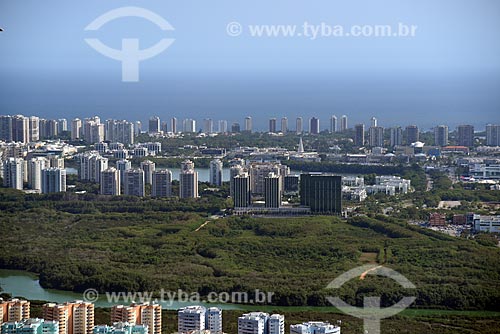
473, 215, 500, 233
429, 213, 446, 227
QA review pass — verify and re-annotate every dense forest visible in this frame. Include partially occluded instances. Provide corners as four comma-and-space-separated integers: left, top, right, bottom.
1, 188, 499, 312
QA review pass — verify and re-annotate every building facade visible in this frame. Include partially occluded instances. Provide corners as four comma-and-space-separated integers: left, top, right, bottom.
300, 174, 342, 214
209, 159, 223, 187
179, 160, 199, 198
123, 169, 145, 197
42, 301, 94, 334
41, 168, 66, 194
100, 168, 120, 195
151, 170, 172, 197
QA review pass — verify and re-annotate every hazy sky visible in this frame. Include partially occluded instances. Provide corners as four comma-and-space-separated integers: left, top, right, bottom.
1, 0, 499, 130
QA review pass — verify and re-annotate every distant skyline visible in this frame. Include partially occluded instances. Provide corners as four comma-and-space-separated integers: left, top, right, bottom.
1, 112, 496, 133
1, 0, 499, 130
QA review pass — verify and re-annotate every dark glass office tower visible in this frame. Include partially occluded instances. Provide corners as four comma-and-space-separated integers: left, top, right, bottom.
300, 174, 342, 214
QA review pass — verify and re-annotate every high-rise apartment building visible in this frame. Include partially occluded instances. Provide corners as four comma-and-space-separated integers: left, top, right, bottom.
233, 172, 251, 208
100, 168, 120, 195
264, 173, 281, 208
390, 127, 403, 147
105, 120, 134, 145
170, 118, 177, 134
244, 117, 252, 132
116, 160, 132, 184
0, 115, 13, 142
123, 169, 145, 197
135, 121, 142, 135
268, 314, 284, 334
183, 119, 196, 133
249, 162, 289, 195
330, 115, 337, 133
151, 170, 172, 197
11, 115, 30, 144
27, 157, 47, 192
354, 124, 365, 146
82, 117, 104, 144
486, 124, 500, 146
231, 122, 241, 133
0, 299, 30, 325
148, 116, 160, 134
368, 126, 384, 147
280, 117, 288, 133
140, 160, 156, 185
110, 303, 161, 334
238, 312, 284, 334
300, 174, 342, 214
209, 159, 223, 187
295, 117, 303, 134
179, 160, 198, 198
177, 306, 205, 334
177, 306, 221, 334
218, 120, 227, 133
340, 115, 348, 132
309, 117, 319, 134
42, 301, 94, 334
41, 119, 58, 139
57, 119, 68, 133
205, 308, 222, 334
434, 125, 449, 146
41, 168, 66, 194
71, 119, 82, 140
203, 119, 214, 134
405, 125, 419, 145
77, 154, 108, 183
457, 125, 474, 147
268, 118, 277, 133
230, 164, 245, 198
2, 158, 24, 190
29, 116, 40, 142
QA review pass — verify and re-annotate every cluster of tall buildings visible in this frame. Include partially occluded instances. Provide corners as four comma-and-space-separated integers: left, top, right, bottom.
229, 160, 342, 214
76, 154, 204, 199
2, 113, 499, 149
230, 160, 289, 209
350, 118, 481, 148
0, 114, 136, 145
1, 156, 66, 193
267, 115, 352, 135
148, 116, 243, 135
0, 115, 68, 144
